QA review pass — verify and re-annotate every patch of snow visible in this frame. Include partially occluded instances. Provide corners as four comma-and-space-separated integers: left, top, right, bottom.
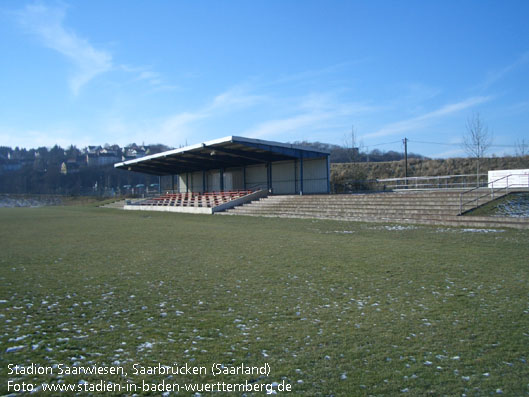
6, 345, 26, 353
461, 228, 505, 233
495, 194, 529, 218
137, 342, 154, 351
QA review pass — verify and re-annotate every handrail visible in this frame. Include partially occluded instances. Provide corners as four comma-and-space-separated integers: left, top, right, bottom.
458, 173, 528, 215
378, 173, 487, 182
377, 173, 487, 190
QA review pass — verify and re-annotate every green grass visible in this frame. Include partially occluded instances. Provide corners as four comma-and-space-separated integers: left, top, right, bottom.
466, 193, 529, 217
1, 206, 528, 396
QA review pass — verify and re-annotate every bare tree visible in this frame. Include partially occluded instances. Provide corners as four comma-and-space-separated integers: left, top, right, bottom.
343, 125, 360, 162
515, 138, 528, 157
463, 112, 492, 186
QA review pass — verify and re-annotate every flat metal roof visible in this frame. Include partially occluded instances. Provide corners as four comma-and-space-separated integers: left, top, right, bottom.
114, 136, 330, 176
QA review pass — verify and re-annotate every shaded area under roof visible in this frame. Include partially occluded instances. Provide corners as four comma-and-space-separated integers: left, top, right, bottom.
114, 136, 330, 176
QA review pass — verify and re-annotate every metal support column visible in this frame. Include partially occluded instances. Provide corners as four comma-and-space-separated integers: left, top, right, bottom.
300, 154, 304, 195
243, 166, 246, 190
326, 156, 331, 194
186, 173, 189, 193
202, 171, 206, 193
403, 137, 408, 189
267, 161, 272, 193
220, 168, 224, 191
294, 158, 298, 194
158, 176, 161, 194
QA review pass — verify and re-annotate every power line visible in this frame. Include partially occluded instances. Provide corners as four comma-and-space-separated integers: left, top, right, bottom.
409, 139, 517, 148
410, 140, 457, 146
367, 140, 402, 147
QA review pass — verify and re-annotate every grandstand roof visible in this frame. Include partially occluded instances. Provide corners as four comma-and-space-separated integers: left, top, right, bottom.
114, 136, 330, 176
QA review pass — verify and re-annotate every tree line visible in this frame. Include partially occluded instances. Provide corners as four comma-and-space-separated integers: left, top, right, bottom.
0, 144, 165, 196
0, 141, 429, 196
291, 141, 425, 163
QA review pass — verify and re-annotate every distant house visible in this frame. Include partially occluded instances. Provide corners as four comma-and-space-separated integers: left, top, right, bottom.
86, 145, 102, 154
60, 160, 80, 175
86, 152, 120, 167
100, 148, 118, 156
125, 148, 147, 158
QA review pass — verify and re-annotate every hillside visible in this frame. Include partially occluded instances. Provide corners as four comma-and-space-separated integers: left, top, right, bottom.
331, 156, 529, 191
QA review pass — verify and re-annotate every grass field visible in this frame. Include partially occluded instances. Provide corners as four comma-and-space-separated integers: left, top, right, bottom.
1, 206, 528, 396
467, 193, 529, 218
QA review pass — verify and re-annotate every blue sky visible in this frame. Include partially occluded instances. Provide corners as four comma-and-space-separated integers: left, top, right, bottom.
1, 0, 528, 158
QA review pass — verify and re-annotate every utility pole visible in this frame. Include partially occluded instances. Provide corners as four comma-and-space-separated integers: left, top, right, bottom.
403, 137, 408, 188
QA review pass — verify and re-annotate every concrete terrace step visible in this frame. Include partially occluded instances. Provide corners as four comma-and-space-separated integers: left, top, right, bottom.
228, 207, 453, 216
246, 202, 463, 209
260, 195, 464, 202
261, 191, 498, 200
228, 208, 461, 216
258, 198, 491, 205
221, 211, 529, 229
254, 198, 464, 205
219, 191, 528, 229
253, 200, 464, 206
256, 197, 466, 204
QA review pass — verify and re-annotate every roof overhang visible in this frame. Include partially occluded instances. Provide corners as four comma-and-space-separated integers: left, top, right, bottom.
114, 136, 330, 176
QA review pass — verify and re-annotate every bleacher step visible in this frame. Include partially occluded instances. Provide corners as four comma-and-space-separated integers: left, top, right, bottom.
219, 191, 527, 229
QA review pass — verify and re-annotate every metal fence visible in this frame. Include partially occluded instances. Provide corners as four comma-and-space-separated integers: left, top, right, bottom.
376, 174, 489, 191
331, 173, 490, 193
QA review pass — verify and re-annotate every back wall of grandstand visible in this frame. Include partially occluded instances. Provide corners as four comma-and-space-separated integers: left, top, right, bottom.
176, 158, 328, 194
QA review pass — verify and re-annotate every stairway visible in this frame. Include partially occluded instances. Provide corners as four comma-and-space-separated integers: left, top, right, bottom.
220, 191, 529, 229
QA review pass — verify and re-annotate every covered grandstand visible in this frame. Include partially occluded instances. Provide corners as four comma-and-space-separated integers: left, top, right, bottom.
114, 136, 330, 213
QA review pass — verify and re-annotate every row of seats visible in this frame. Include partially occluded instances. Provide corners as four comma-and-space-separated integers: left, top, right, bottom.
139, 190, 254, 208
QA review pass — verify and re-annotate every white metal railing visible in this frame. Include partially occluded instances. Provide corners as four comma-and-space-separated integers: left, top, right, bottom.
377, 174, 488, 190
459, 173, 529, 215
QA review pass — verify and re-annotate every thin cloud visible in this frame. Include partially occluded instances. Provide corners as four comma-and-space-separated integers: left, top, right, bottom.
16, 3, 113, 95
243, 113, 331, 139
365, 96, 492, 139
145, 86, 267, 144
266, 59, 370, 89
120, 64, 178, 92
210, 86, 266, 110
242, 95, 375, 140
431, 148, 466, 158
0, 125, 86, 148
479, 51, 529, 90
159, 112, 208, 142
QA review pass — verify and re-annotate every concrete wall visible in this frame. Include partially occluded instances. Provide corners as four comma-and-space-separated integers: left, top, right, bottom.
225, 167, 244, 191
190, 171, 202, 192
272, 160, 296, 194
207, 170, 221, 192
245, 164, 268, 191
302, 158, 329, 194
177, 174, 187, 193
